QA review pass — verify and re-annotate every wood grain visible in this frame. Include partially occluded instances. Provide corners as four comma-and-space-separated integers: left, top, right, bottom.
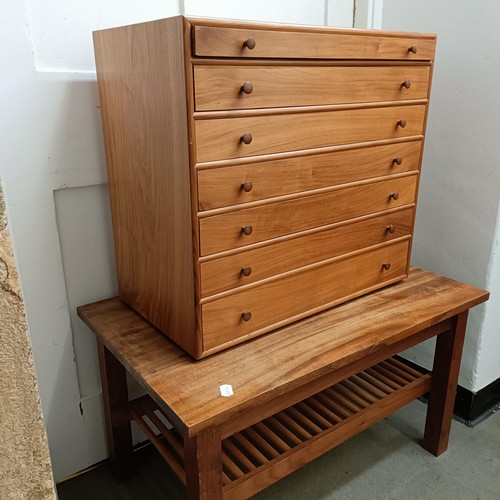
200, 208, 413, 297
77, 268, 488, 434
97, 341, 135, 480
224, 375, 431, 499
201, 240, 409, 350
184, 426, 223, 499
199, 175, 417, 255
94, 15, 437, 359
194, 65, 430, 111
93, 17, 198, 356
197, 140, 421, 210
193, 25, 436, 61
195, 104, 427, 162
421, 311, 468, 456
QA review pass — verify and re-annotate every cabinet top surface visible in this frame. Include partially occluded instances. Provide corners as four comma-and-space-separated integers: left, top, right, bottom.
94, 15, 436, 40
186, 16, 436, 39
78, 268, 487, 434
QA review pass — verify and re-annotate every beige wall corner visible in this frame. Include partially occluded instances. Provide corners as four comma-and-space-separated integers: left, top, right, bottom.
0, 180, 56, 499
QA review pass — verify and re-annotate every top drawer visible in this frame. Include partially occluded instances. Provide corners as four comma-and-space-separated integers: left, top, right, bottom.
192, 26, 436, 61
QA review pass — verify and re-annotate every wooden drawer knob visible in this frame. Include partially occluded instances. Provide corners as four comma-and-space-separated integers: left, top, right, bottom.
241, 81, 254, 94
386, 224, 396, 234
402, 79, 412, 89
382, 263, 392, 271
241, 266, 252, 277
408, 45, 418, 54
393, 156, 403, 165
241, 311, 252, 321
390, 192, 400, 201
241, 132, 253, 144
397, 119, 407, 128
241, 225, 253, 236
241, 180, 253, 192
243, 37, 256, 50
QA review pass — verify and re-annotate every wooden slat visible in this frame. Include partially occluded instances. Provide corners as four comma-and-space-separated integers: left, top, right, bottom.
232, 433, 268, 465
242, 428, 281, 459
380, 360, 416, 382
265, 416, 303, 447
323, 387, 361, 413
296, 401, 331, 430
129, 406, 186, 484
223, 374, 432, 499
304, 396, 343, 424
286, 406, 323, 435
365, 367, 401, 390
314, 392, 352, 419
145, 410, 184, 460
348, 374, 387, 399
334, 383, 371, 409
274, 411, 313, 440
387, 357, 424, 378
221, 449, 245, 480
223, 438, 256, 472
357, 371, 395, 394
254, 422, 291, 452
126, 357, 443, 499
342, 379, 378, 404
371, 364, 409, 386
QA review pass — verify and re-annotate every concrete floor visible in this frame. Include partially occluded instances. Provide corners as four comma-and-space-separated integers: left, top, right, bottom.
57, 400, 500, 500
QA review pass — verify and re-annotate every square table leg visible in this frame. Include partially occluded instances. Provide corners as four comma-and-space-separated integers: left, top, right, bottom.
184, 426, 223, 499
97, 340, 135, 480
421, 310, 469, 456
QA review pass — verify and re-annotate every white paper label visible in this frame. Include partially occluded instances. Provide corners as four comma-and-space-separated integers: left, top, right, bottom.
219, 384, 234, 397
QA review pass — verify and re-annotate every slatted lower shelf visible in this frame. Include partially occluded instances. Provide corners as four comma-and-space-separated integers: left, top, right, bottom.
129, 356, 430, 499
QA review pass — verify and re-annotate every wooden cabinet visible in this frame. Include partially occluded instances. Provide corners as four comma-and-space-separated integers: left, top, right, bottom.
93, 16, 436, 359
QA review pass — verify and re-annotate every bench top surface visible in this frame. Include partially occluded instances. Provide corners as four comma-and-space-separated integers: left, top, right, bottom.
77, 267, 488, 434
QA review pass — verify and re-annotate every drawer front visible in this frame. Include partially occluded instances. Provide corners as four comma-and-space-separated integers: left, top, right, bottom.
202, 240, 410, 351
195, 105, 426, 163
198, 141, 421, 211
193, 26, 436, 61
194, 65, 430, 111
200, 208, 413, 297
199, 175, 417, 256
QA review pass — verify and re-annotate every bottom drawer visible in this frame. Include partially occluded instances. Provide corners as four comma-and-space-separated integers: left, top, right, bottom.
202, 239, 409, 352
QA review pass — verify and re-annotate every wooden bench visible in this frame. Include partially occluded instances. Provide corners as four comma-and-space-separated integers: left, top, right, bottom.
77, 267, 489, 499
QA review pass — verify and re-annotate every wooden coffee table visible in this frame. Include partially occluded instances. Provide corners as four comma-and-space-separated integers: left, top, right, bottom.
78, 268, 488, 499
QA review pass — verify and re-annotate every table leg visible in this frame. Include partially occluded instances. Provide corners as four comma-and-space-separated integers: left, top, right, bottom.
184, 427, 223, 499
97, 340, 135, 480
421, 310, 469, 456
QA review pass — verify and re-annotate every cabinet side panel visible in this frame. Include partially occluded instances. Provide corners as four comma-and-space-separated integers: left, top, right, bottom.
93, 17, 197, 355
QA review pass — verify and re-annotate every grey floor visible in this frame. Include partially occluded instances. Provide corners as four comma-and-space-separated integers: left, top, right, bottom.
57, 400, 500, 500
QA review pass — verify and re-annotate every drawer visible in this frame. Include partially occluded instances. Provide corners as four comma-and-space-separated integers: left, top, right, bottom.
194, 65, 431, 111
192, 26, 436, 61
198, 141, 421, 211
199, 175, 417, 256
202, 240, 410, 351
195, 105, 426, 163
200, 208, 413, 297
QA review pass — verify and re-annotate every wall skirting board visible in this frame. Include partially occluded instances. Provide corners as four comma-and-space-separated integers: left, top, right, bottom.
396, 356, 500, 427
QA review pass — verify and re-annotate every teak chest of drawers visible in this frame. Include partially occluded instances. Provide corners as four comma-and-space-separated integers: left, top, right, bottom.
94, 17, 437, 359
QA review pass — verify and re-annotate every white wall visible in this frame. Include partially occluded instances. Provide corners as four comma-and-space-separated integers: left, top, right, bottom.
382, 0, 500, 392
0, 0, 355, 482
